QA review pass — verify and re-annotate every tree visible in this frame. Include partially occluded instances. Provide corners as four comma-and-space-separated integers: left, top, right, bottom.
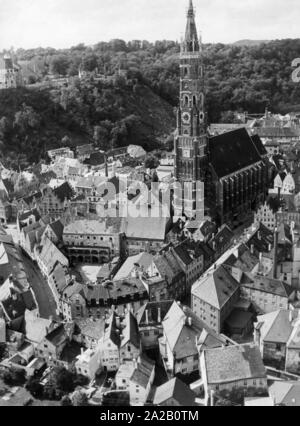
145, 154, 160, 169
71, 390, 88, 407
52, 367, 75, 393
2, 368, 26, 386
26, 377, 44, 399
82, 54, 98, 72
50, 54, 70, 76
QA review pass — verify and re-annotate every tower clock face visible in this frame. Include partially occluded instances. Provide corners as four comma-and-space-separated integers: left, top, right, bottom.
182, 112, 191, 124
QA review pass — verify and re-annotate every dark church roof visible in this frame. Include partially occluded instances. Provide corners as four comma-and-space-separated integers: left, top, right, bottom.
209, 128, 262, 179
251, 134, 268, 157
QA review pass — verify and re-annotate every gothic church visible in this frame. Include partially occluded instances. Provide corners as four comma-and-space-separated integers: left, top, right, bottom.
174, 0, 268, 225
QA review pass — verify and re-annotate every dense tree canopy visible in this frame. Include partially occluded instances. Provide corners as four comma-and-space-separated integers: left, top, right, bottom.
0, 38, 300, 168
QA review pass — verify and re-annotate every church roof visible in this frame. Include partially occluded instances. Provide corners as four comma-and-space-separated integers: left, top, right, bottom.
209, 128, 262, 178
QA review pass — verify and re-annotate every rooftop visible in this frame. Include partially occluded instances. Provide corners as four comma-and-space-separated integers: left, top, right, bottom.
203, 343, 266, 385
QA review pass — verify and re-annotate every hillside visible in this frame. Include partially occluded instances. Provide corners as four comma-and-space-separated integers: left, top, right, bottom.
1, 38, 300, 167
233, 40, 270, 47
0, 78, 175, 169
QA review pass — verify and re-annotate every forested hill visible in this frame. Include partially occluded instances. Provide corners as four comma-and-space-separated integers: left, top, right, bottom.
1, 38, 300, 168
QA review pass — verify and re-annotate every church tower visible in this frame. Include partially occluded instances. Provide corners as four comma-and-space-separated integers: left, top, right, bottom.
174, 0, 207, 219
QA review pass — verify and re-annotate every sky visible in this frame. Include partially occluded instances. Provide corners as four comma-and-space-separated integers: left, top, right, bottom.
0, 0, 299, 50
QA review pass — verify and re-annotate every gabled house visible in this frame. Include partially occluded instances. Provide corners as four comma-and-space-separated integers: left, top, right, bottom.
128, 356, 155, 406
240, 275, 295, 314
192, 265, 240, 334
254, 309, 300, 374
120, 311, 141, 363
35, 236, 69, 277
159, 301, 226, 377
200, 343, 267, 403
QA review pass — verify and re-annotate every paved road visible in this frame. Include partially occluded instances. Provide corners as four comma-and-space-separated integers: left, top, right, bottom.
21, 251, 59, 321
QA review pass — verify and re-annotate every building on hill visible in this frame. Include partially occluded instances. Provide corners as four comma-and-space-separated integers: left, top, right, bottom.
0, 53, 23, 89
174, 1, 268, 225
47, 147, 74, 161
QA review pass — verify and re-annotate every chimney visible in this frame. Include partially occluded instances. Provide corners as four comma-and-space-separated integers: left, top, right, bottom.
258, 231, 261, 240
289, 310, 293, 323
116, 316, 121, 329
157, 307, 161, 324
251, 244, 254, 255
273, 228, 279, 279
277, 186, 281, 203
145, 310, 149, 325
187, 317, 192, 327
210, 390, 215, 407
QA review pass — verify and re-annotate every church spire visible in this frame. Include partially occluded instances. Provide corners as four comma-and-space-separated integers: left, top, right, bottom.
184, 0, 199, 52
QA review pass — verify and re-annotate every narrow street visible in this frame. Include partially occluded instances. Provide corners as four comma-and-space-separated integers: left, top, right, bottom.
21, 252, 59, 321
6, 223, 59, 321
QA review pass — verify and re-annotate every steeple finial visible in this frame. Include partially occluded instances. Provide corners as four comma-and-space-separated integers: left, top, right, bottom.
188, 0, 194, 17
184, 0, 199, 52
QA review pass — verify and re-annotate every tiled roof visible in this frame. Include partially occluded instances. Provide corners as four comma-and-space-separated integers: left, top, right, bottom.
208, 225, 234, 251
105, 311, 121, 347
64, 218, 123, 235
162, 302, 225, 359
242, 275, 294, 298
122, 216, 168, 241
257, 127, 299, 139
24, 309, 54, 344
269, 381, 300, 406
45, 324, 67, 347
37, 237, 68, 274
203, 344, 266, 385
121, 311, 140, 349
192, 265, 239, 310
49, 220, 64, 240
51, 263, 70, 293
130, 356, 155, 388
113, 253, 154, 281
75, 317, 105, 341
153, 378, 196, 406
255, 309, 293, 343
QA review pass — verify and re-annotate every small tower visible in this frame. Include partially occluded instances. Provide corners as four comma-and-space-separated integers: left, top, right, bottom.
174, 0, 207, 219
